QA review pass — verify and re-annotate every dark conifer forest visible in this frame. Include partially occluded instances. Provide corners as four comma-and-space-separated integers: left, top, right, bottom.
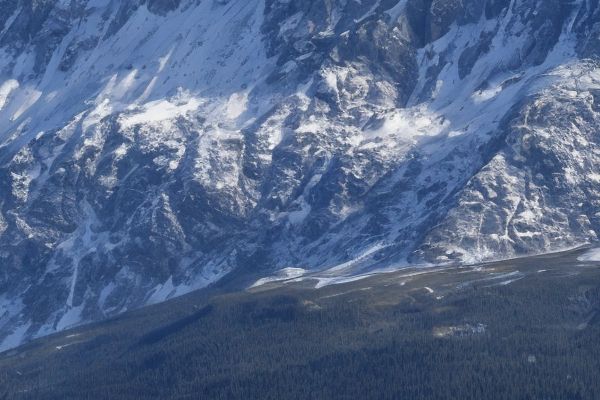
1, 250, 599, 399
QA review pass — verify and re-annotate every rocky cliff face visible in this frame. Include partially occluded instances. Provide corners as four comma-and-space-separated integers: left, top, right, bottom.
0, 0, 599, 349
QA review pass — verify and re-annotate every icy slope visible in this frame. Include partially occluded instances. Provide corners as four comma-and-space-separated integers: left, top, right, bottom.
0, 0, 600, 349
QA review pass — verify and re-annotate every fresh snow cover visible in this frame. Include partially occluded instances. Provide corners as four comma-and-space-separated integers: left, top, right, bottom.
250, 268, 308, 288
577, 248, 600, 262
0, 79, 19, 111
119, 97, 202, 129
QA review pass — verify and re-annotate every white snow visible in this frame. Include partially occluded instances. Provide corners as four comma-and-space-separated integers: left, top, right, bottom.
0, 79, 19, 110
119, 97, 202, 128
250, 268, 307, 288
147, 276, 177, 305
55, 305, 84, 331
326, 243, 389, 274
226, 92, 249, 119
250, 267, 307, 288
481, 271, 526, 287
577, 248, 600, 262
385, 0, 408, 22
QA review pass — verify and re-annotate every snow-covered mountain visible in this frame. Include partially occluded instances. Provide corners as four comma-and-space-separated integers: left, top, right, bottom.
1, 0, 600, 350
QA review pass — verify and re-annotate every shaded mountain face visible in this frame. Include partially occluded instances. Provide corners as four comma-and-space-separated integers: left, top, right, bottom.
0, 0, 599, 349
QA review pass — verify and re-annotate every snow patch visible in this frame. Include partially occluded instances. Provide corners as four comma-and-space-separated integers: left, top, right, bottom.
119, 97, 201, 128
226, 92, 248, 119
147, 276, 177, 305
250, 268, 307, 288
578, 248, 600, 262
0, 79, 19, 110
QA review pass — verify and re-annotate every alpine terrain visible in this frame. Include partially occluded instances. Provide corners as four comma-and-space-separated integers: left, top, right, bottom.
1, 0, 600, 350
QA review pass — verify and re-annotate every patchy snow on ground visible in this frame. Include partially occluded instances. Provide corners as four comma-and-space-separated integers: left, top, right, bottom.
250, 268, 308, 288
577, 248, 600, 262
